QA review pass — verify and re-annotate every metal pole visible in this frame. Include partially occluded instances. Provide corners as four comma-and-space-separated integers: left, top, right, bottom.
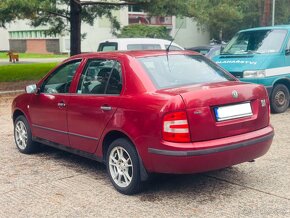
272, 0, 276, 26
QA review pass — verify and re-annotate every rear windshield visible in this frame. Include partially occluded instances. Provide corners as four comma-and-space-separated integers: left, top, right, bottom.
138, 55, 234, 89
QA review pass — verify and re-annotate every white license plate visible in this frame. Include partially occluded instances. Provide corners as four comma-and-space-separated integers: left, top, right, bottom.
214, 102, 253, 121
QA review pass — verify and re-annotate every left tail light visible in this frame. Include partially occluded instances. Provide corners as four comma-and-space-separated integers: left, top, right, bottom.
162, 111, 190, 143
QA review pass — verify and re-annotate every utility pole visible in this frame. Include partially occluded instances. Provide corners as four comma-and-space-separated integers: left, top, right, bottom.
272, 0, 276, 26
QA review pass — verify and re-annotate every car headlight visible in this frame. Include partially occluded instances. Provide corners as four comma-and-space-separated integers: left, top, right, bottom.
243, 70, 266, 78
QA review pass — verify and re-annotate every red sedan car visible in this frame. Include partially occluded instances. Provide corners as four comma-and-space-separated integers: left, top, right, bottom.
12, 50, 274, 195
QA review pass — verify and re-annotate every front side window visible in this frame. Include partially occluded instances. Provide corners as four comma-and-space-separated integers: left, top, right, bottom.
41, 60, 81, 94
222, 29, 287, 55
139, 54, 234, 89
77, 59, 122, 95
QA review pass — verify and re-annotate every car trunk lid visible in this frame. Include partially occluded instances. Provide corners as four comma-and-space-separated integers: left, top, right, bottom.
159, 81, 269, 142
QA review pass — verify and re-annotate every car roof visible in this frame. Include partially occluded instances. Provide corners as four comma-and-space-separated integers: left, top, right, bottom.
98, 38, 184, 49
70, 50, 199, 60
100, 38, 173, 44
240, 25, 290, 32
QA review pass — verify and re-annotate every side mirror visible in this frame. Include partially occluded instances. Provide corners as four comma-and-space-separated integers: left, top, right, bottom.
25, 84, 38, 94
285, 49, 290, 55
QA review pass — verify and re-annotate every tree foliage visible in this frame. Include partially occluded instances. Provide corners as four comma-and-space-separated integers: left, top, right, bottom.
274, 0, 290, 25
2, 0, 290, 54
1, 0, 120, 35
0, 0, 188, 55
188, 0, 260, 41
117, 24, 172, 39
188, 0, 290, 41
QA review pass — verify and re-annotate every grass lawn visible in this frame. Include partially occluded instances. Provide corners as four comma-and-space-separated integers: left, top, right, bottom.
0, 62, 58, 82
0, 52, 68, 59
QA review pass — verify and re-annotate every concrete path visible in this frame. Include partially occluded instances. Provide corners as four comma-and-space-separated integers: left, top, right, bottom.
0, 57, 66, 65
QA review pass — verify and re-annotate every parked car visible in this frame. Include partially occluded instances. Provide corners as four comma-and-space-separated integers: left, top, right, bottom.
213, 25, 290, 113
186, 44, 221, 59
97, 38, 184, 51
12, 50, 274, 195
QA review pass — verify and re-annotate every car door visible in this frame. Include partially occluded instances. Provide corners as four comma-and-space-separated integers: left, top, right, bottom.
67, 58, 123, 153
29, 60, 82, 146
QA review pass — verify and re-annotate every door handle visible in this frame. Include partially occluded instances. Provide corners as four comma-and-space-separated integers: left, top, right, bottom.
100, 105, 112, 111
57, 101, 66, 108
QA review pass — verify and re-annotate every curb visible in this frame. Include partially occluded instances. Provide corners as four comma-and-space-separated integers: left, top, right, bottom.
0, 90, 24, 95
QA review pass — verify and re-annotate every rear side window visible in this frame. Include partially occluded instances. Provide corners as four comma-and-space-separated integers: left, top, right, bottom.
77, 59, 122, 95
138, 55, 234, 89
98, 42, 118, 51
127, 44, 161, 50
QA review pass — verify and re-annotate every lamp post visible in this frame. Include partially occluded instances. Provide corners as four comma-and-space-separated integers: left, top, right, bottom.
272, 0, 276, 26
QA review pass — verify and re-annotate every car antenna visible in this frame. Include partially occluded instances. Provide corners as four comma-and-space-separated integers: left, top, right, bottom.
166, 20, 184, 52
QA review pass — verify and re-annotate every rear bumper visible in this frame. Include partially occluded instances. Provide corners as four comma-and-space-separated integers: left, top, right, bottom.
147, 126, 274, 174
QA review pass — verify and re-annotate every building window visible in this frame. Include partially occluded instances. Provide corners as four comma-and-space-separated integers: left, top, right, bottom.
128, 5, 143, 13
8, 30, 57, 39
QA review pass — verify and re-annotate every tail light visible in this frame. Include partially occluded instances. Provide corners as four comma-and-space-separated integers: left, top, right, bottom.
162, 111, 190, 143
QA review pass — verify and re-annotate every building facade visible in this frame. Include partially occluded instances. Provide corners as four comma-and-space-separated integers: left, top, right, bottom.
0, 6, 210, 54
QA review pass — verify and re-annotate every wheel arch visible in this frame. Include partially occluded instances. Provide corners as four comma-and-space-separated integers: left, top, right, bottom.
101, 130, 149, 181
272, 78, 290, 93
13, 109, 26, 123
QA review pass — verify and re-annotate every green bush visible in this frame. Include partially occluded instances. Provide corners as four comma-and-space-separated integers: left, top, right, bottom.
117, 24, 172, 40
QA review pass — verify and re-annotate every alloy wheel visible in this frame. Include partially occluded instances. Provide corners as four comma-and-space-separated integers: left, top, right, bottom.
15, 120, 28, 150
109, 146, 133, 188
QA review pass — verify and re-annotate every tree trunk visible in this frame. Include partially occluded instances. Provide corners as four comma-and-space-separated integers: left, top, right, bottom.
70, 0, 82, 56
261, 0, 271, 26
258, 0, 263, 25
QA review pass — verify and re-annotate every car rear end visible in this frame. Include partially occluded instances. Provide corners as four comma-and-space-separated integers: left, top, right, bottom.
137, 52, 274, 174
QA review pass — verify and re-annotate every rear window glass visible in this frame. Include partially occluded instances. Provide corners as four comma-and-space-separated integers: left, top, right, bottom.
138, 55, 234, 89
165, 45, 183, 51
127, 44, 161, 50
98, 43, 118, 51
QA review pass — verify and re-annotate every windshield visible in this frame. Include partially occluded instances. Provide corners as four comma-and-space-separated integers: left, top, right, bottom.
138, 55, 234, 89
222, 29, 287, 55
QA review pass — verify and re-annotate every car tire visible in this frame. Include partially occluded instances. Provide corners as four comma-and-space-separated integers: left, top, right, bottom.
14, 115, 37, 154
106, 138, 141, 195
270, 84, 289, 113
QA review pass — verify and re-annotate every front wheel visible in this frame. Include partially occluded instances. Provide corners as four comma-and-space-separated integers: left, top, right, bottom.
14, 115, 37, 154
270, 84, 290, 113
106, 138, 141, 195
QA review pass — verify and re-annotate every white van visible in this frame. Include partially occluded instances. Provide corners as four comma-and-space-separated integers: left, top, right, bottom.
97, 38, 184, 51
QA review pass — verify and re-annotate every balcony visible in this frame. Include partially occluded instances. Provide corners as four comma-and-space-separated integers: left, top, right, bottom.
128, 13, 172, 27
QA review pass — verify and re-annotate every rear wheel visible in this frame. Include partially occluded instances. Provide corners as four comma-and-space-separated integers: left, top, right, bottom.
14, 115, 37, 154
106, 138, 141, 195
270, 84, 289, 113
